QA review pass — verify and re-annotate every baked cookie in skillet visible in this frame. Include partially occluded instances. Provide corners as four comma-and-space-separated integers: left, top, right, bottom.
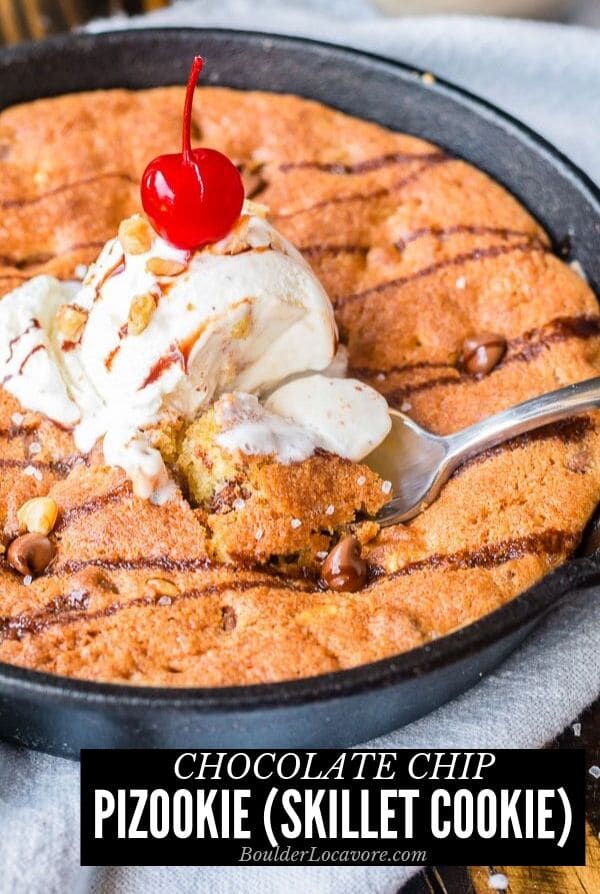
0, 86, 598, 685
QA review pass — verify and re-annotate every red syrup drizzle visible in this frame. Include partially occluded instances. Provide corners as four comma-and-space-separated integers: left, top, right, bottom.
141, 56, 244, 250
139, 346, 185, 389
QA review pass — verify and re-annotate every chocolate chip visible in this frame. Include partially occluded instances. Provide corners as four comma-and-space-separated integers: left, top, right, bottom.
320, 535, 367, 592
221, 605, 237, 631
460, 332, 506, 377
7, 532, 55, 577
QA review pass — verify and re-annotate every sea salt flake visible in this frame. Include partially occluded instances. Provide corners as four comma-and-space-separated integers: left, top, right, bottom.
316, 551, 328, 561
23, 465, 43, 481
572, 722, 581, 736
455, 275, 467, 289
400, 400, 412, 412
11, 413, 24, 426
74, 263, 88, 280
382, 480, 393, 494
325, 504, 335, 516
570, 259, 588, 281
488, 873, 508, 890
356, 475, 366, 486
255, 527, 264, 541
290, 518, 302, 529
232, 498, 245, 511
28, 442, 41, 456
23, 575, 33, 587
157, 595, 172, 607
589, 765, 600, 779
376, 372, 386, 382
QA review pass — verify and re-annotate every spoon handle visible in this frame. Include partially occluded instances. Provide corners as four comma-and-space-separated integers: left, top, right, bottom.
447, 376, 600, 464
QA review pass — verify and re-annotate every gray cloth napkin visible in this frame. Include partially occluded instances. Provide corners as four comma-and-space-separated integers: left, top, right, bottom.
1, 7, 599, 894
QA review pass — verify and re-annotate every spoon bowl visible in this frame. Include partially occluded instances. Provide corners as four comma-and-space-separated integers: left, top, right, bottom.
367, 377, 600, 527
367, 410, 450, 524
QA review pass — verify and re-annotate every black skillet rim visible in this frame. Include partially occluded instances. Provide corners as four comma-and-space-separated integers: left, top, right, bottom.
0, 27, 599, 712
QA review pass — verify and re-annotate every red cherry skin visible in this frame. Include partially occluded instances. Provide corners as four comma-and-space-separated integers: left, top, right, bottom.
141, 147, 244, 250
140, 56, 245, 251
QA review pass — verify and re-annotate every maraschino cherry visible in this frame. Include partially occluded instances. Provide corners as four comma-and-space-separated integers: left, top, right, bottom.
141, 56, 244, 250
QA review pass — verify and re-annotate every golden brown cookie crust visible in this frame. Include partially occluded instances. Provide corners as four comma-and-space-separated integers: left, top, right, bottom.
0, 87, 599, 686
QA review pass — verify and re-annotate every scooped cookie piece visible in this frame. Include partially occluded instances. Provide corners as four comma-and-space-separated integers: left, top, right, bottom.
177, 401, 386, 570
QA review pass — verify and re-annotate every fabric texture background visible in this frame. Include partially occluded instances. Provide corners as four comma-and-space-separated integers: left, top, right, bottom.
0, 5, 599, 893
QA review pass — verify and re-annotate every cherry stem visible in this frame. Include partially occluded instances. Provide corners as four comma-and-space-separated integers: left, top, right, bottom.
182, 55, 204, 164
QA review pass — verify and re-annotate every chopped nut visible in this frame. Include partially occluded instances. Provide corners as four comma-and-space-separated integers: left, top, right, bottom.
55, 304, 87, 341
243, 198, 269, 217
17, 496, 59, 535
118, 215, 152, 255
231, 315, 251, 340
146, 577, 179, 598
146, 257, 187, 277
128, 292, 157, 336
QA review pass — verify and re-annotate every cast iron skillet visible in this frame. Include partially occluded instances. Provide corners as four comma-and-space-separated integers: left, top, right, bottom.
0, 29, 599, 757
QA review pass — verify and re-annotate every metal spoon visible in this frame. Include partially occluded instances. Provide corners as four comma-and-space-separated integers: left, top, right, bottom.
366, 377, 600, 528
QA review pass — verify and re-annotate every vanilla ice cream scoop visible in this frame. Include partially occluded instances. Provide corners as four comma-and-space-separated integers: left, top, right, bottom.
0, 209, 390, 500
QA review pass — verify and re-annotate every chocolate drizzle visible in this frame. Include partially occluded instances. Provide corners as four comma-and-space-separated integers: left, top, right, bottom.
335, 240, 545, 309
367, 528, 579, 586
301, 244, 370, 259
54, 483, 132, 532
394, 224, 541, 253
1, 320, 43, 386
0, 572, 305, 643
0, 527, 581, 644
453, 416, 596, 477
280, 150, 447, 175
0, 240, 105, 271
275, 155, 451, 220
0, 454, 85, 477
380, 315, 600, 403
0, 172, 136, 210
